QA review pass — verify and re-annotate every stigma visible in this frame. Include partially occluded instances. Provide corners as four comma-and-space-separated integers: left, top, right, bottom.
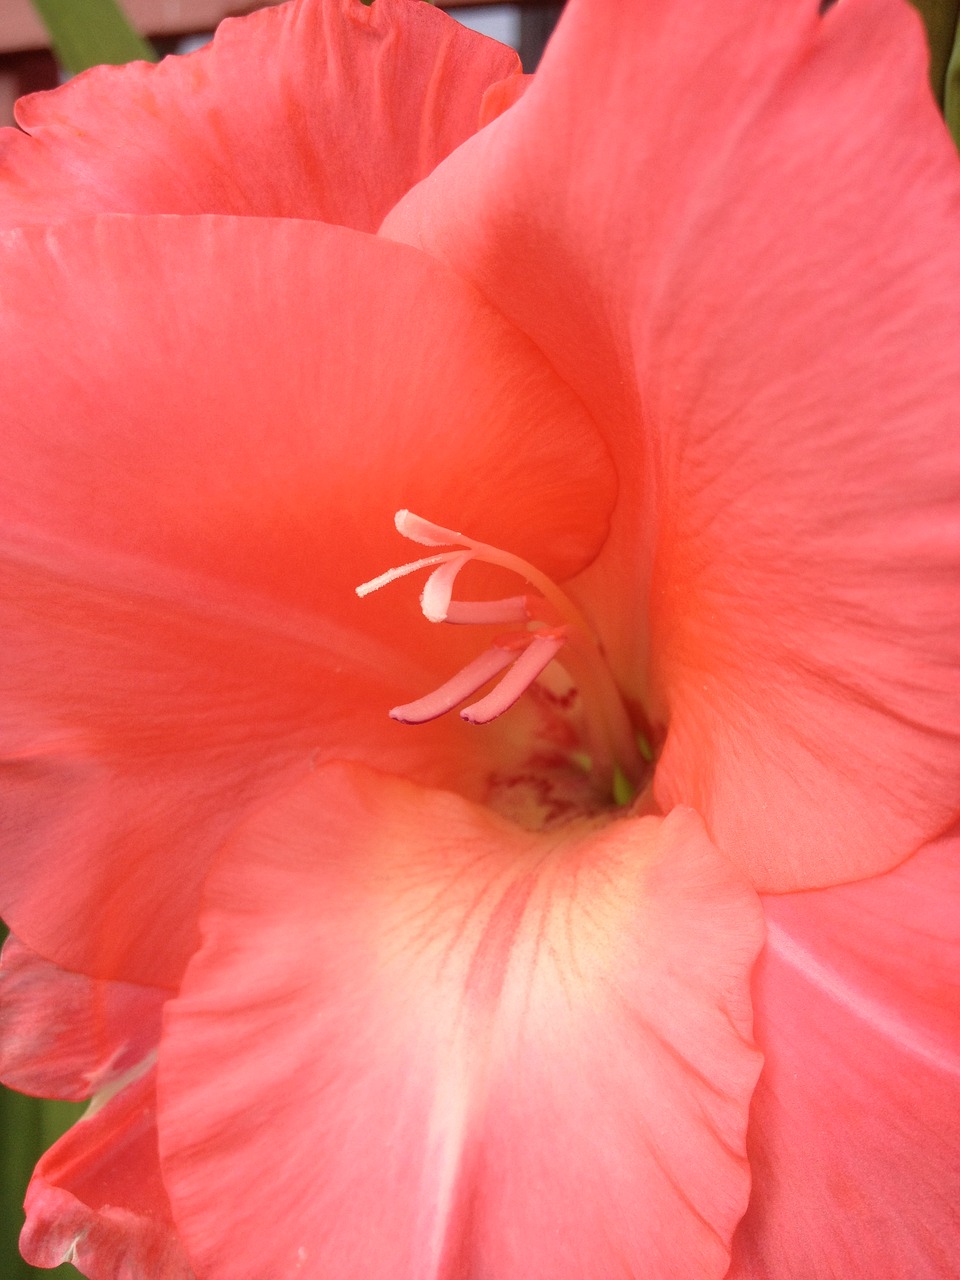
357, 510, 642, 801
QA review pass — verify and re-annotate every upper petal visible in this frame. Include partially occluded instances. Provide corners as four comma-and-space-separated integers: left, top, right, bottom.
383, 0, 960, 890
0, 0, 518, 233
729, 831, 960, 1279
158, 763, 763, 1280
0, 213, 615, 986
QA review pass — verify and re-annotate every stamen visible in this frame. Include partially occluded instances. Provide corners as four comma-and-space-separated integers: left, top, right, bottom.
390, 646, 516, 724
358, 509, 643, 798
394, 509, 463, 547
444, 597, 531, 625
461, 632, 566, 725
420, 553, 471, 623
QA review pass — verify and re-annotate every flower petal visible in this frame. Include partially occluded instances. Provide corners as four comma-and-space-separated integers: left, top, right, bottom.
0, 0, 518, 233
729, 831, 960, 1278
0, 213, 615, 987
20, 1068, 194, 1280
158, 763, 764, 1280
0, 937, 187, 1278
0, 933, 166, 1100
478, 72, 531, 128
383, 0, 960, 890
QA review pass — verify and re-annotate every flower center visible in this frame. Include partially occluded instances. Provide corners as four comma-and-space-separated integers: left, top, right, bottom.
357, 511, 644, 807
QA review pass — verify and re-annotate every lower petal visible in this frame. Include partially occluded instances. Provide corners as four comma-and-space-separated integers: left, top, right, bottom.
20, 1068, 194, 1280
158, 763, 764, 1280
0, 936, 185, 1277
0, 933, 166, 1100
729, 831, 960, 1278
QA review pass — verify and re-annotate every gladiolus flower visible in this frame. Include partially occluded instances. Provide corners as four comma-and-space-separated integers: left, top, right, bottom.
1, 0, 959, 1276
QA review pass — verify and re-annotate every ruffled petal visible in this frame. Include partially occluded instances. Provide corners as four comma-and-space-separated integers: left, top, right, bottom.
0, 0, 518, 232
383, 0, 960, 891
0, 937, 187, 1278
158, 763, 763, 1280
0, 934, 166, 1099
730, 831, 960, 1279
0, 213, 615, 986
20, 1069, 194, 1280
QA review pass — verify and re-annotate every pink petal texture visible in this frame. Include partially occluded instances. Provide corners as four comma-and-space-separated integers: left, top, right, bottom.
21, 1069, 195, 1280
729, 831, 960, 1278
383, 0, 960, 892
478, 73, 531, 129
0, 0, 518, 233
0, 936, 190, 1278
158, 763, 764, 1280
0, 934, 166, 1100
0, 213, 615, 987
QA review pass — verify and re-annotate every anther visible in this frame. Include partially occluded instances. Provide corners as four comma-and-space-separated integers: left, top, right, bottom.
390, 645, 517, 724
420, 553, 471, 622
394, 509, 463, 546
444, 597, 532, 625
460, 632, 566, 724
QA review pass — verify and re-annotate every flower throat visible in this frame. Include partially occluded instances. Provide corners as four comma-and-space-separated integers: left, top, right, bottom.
357, 511, 643, 807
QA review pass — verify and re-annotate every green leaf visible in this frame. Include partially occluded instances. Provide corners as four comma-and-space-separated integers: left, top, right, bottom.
1, 1089, 85, 1279
29, 0, 157, 74
945, 10, 960, 148
908, 0, 960, 104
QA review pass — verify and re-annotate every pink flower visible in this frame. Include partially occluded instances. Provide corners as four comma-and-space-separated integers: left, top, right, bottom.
1, 0, 959, 1276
